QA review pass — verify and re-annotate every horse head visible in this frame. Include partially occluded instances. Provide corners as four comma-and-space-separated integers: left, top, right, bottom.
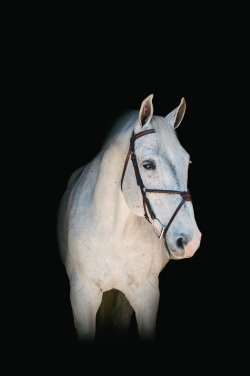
121, 95, 201, 259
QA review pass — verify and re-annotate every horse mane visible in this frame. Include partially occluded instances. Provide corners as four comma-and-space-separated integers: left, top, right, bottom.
102, 110, 138, 151
102, 110, 179, 153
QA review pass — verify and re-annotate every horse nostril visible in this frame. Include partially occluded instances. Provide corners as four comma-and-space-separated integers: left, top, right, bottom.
176, 237, 185, 250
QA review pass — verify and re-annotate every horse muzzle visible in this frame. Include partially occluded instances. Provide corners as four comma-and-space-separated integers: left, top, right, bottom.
165, 230, 202, 260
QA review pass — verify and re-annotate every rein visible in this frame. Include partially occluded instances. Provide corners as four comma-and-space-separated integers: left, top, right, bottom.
121, 128, 191, 240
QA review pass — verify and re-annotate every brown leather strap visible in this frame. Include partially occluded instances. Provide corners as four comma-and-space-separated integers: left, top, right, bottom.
120, 127, 192, 239
146, 189, 192, 202
130, 129, 155, 141
121, 129, 155, 190
130, 132, 156, 220
162, 198, 186, 239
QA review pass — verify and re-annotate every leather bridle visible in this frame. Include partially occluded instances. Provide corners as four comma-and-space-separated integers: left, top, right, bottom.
121, 128, 192, 241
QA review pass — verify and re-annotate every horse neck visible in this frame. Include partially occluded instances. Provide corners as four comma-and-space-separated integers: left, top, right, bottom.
92, 142, 132, 237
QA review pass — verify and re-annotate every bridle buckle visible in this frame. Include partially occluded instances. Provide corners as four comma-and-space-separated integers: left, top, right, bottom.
152, 218, 167, 239
181, 191, 192, 201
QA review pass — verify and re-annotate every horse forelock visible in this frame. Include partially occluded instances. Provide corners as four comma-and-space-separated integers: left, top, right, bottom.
152, 116, 180, 154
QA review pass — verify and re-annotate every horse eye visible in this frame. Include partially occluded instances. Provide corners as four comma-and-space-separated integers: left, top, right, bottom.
143, 160, 156, 170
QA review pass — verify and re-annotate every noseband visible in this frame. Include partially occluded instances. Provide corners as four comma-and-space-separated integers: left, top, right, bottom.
121, 128, 191, 240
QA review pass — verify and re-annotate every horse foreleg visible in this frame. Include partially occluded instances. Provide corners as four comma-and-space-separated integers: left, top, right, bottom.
129, 281, 160, 342
69, 273, 102, 342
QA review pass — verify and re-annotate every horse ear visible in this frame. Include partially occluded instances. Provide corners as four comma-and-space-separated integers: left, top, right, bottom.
165, 97, 186, 129
135, 94, 154, 130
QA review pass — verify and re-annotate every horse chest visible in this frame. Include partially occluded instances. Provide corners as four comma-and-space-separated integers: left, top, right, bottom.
78, 238, 163, 291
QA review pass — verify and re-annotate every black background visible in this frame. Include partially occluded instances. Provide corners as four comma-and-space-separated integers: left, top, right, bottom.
8, 4, 247, 372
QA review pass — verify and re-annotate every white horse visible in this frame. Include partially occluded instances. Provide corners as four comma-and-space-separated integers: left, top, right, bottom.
57, 94, 202, 343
